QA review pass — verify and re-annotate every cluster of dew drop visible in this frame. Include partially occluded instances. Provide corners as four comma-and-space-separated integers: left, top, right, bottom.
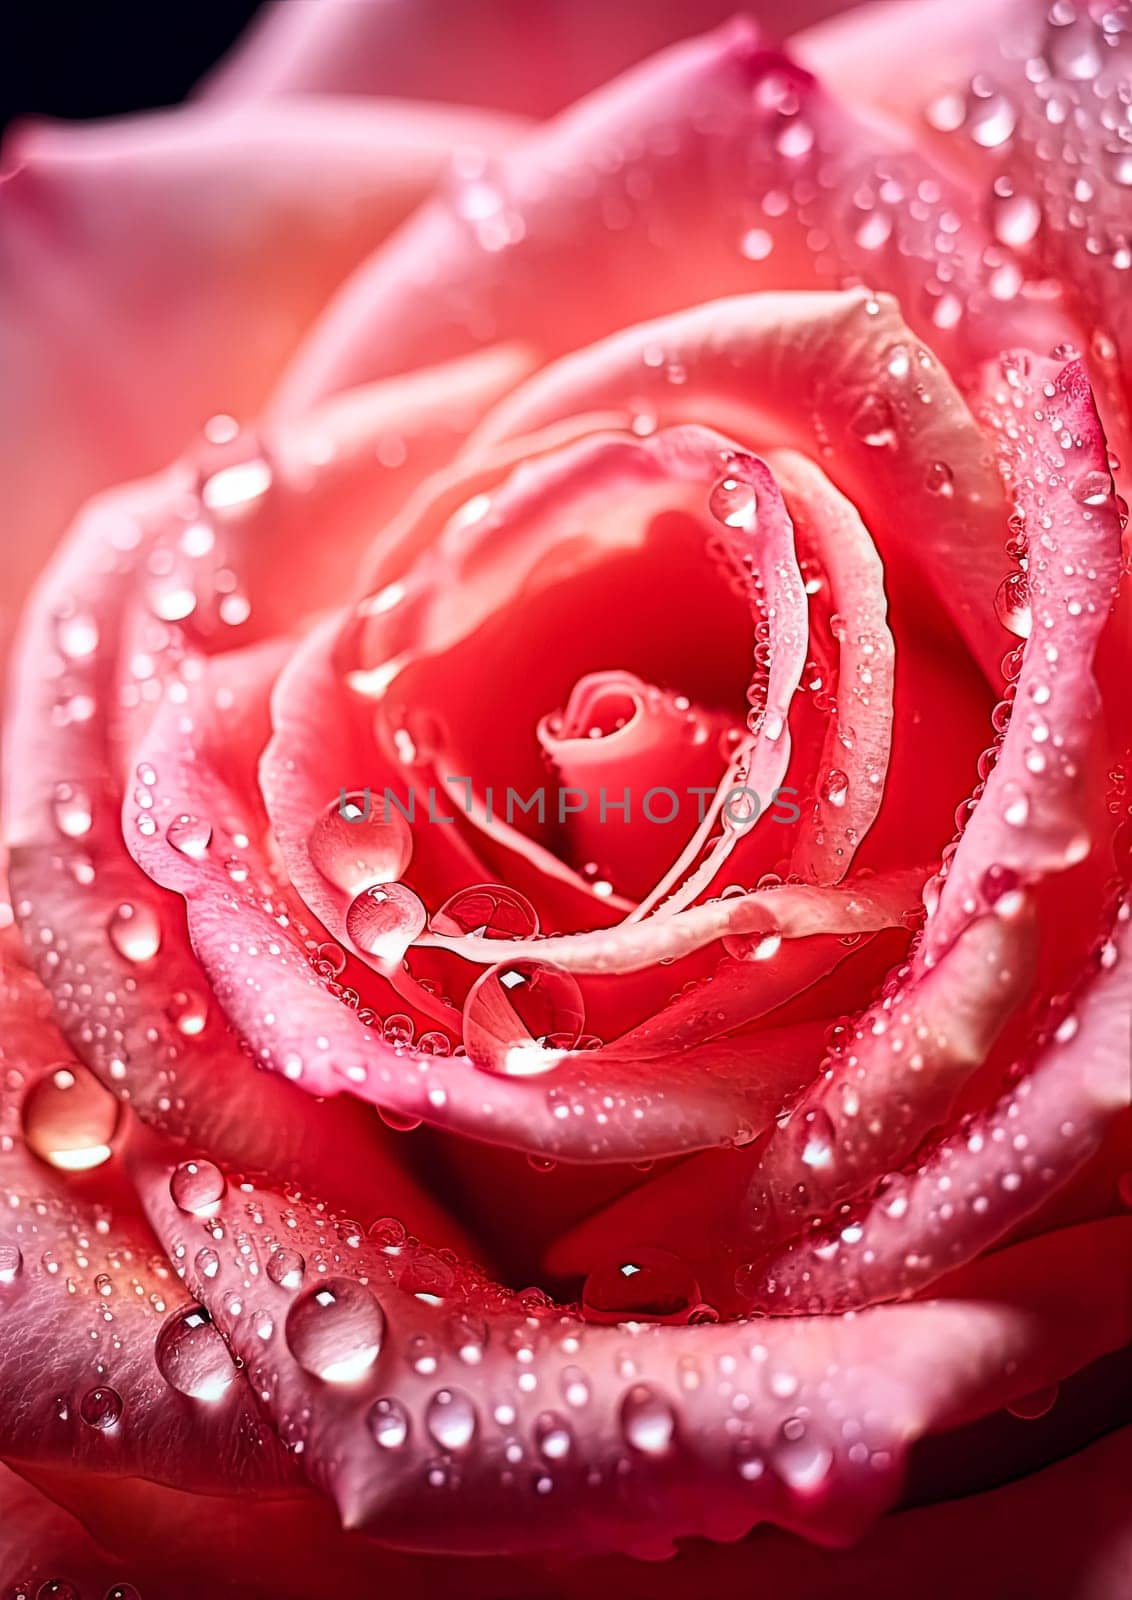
925, 2, 1132, 294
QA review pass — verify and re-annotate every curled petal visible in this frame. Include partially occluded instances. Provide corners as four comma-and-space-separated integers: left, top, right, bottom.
131, 1136, 1132, 1559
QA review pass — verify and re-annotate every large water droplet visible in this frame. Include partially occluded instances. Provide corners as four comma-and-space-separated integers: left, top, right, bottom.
425, 1386, 478, 1450
54, 608, 100, 660
266, 1247, 306, 1290
774, 1418, 833, 1490
820, 769, 849, 809
368, 1395, 410, 1448
52, 781, 93, 839
993, 191, 1041, 248
0, 1242, 23, 1286
170, 1159, 226, 1215
286, 1278, 384, 1383
165, 813, 213, 859
994, 571, 1032, 638
156, 1305, 237, 1401
431, 883, 538, 940
107, 901, 162, 962
1072, 469, 1111, 506
201, 455, 273, 512
308, 793, 412, 893
462, 959, 584, 1075
344, 882, 426, 962
22, 1063, 121, 1172
709, 473, 759, 531
535, 1410, 574, 1459
80, 1385, 123, 1430
620, 1384, 676, 1455
583, 1247, 700, 1324
850, 394, 896, 448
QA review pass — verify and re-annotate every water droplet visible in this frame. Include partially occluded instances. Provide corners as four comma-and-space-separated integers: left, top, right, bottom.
798, 1106, 836, 1169
535, 1411, 574, 1459
709, 474, 759, 531
368, 1395, 410, 1448
36, 1581, 80, 1600
426, 1387, 478, 1450
22, 1063, 121, 1171
925, 460, 955, 497
1007, 1384, 1059, 1420
55, 609, 99, 659
582, 1247, 700, 1324
431, 883, 539, 940
80, 1385, 123, 1430
969, 94, 1016, 148
994, 571, 1032, 638
308, 793, 412, 893
1072, 469, 1111, 506
620, 1384, 676, 1455
266, 1247, 306, 1290
170, 1159, 226, 1215
774, 1418, 833, 1490
849, 394, 896, 448
820, 769, 849, 809
0, 1241, 23, 1285
201, 455, 272, 512
107, 901, 162, 963
165, 813, 212, 859
463, 959, 584, 1075
156, 1305, 237, 1401
286, 1278, 384, 1383
195, 1247, 220, 1280
166, 989, 208, 1036
344, 882, 426, 962
981, 864, 1021, 905
561, 1366, 591, 1407
52, 781, 93, 838
993, 191, 1041, 248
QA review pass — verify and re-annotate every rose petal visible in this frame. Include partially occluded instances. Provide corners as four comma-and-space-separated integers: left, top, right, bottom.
276, 24, 1065, 429
130, 1135, 1132, 1558
744, 890, 1132, 1312
0, 98, 521, 676
0, 932, 297, 1500
470, 289, 1011, 683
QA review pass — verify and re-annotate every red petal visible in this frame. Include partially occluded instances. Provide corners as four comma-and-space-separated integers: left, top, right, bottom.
130, 1133, 1132, 1558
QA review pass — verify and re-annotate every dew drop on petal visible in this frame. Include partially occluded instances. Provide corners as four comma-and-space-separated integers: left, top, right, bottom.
155, 1305, 237, 1401
107, 901, 162, 963
308, 793, 412, 893
165, 813, 213, 859
166, 989, 208, 1036
52, 781, 93, 839
820, 769, 849, 809
620, 1384, 676, 1455
1007, 1384, 1059, 1420
54, 609, 100, 659
266, 1247, 306, 1290
709, 474, 759, 531
79, 1386, 123, 1430
430, 883, 539, 940
463, 960, 584, 1076
993, 191, 1041, 248
994, 571, 1032, 639
849, 394, 896, 448
22, 1063, 121, 1172
582, 1247, 700, 1324
285, 1278, 384, 1383
774, 1418, 833, 1490
425, 1387, 478, 1450
344, 882, 426, 962
0, 1242, 23, 1286
1072, 469, 1111, 506
368, 1395, 410, 1449
535, 1411, 574, 1460
170, 1159, 226, 1215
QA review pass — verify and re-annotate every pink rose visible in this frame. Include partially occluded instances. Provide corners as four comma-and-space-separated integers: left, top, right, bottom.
1, 2, 1130, 1594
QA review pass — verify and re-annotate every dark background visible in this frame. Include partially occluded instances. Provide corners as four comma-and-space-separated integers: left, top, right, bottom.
0, 2, 263, 138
